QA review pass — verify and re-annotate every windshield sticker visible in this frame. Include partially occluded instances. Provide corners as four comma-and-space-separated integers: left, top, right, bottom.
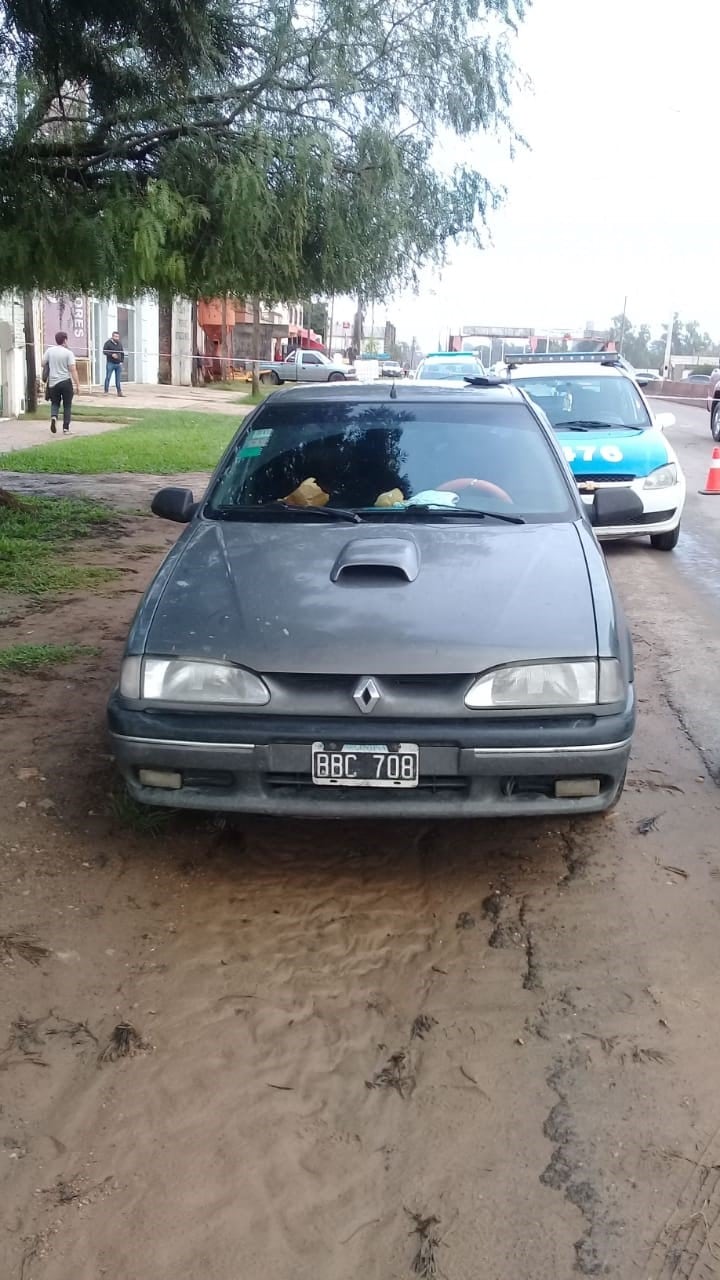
563, 445, 624, 464
239, 428, 273, 458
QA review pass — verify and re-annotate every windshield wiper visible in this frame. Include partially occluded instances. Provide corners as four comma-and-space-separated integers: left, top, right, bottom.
392, 504, 525, 525
559, 419, 644, 432
212, 502, 362, 524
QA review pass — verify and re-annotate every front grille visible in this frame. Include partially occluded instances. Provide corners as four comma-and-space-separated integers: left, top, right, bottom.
264, 773, 469, 797
270, 674, 462, 695
576, 474, 635, 485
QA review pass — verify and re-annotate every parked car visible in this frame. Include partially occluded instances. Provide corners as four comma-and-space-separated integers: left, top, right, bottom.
509, 352, 685, 551
265, 349, 357, 384
108, 381, 636, 818
631, 368, 662, 387
683, 372, 711, 384
707, 369, 720, 439
414, 352, 487, 384
380, 360, 404, 379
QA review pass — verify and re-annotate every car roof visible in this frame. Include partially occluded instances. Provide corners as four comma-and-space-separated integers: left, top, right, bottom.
264, 380, 526, 406
421, 351, 483, 359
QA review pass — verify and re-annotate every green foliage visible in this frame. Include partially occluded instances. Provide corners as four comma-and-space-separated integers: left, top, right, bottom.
109, 788, 173, 835
0, 409, 239, 474
0, 642, 100, 672
0, 0, 528, 297
0, 495, 118, 594
610, 313, 718, 369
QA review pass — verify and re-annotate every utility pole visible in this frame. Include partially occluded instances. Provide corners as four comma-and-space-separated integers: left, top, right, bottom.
251, 297, 261, 396
158, 295, 172, 384
328, 294, 335, 355
662, 311, 675, 380
190, 299, 199, 387
221, 295, 228, 380
618, 296, 628, 354
353, 296, 363, 360
14, 80, 38, 411
23, 294, 38, 413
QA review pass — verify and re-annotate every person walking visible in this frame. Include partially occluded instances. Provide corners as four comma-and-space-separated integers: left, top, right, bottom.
42, 331, 80, 435
103, 330, 125, 395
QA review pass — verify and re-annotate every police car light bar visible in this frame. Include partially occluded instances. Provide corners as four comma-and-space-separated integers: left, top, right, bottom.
504, 352, 622, 366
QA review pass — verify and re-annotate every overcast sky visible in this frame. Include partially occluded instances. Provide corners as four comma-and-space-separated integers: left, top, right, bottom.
351, 0, 719, 351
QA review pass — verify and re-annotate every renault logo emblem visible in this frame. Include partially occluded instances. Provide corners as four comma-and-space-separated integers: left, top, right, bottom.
354, 677, 381, 714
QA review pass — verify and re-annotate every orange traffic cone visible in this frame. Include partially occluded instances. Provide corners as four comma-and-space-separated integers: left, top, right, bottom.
700, 447, 720, 495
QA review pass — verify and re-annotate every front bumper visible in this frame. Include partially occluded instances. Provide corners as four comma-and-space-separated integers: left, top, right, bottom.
108, 692, 635, 818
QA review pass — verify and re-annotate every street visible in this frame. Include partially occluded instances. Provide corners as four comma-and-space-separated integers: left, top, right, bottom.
1, 400, 720, 1280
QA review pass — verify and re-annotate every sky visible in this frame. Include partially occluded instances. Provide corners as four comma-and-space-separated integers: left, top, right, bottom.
343, 0, 720, 352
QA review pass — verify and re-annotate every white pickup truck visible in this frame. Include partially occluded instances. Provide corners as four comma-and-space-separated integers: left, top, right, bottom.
266, 349, 357, 385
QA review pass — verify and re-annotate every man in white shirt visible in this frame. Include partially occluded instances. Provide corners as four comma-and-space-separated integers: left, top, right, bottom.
42, 331, 80, 434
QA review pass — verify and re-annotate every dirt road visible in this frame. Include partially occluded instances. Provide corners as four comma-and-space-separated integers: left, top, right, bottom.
2, 407, 720, 1279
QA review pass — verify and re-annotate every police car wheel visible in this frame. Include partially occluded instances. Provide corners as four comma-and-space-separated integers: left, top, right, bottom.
650, 525, 680, 551
712, 401, 720, 442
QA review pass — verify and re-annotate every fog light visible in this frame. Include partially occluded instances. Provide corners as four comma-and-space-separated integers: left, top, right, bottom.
138, 768, 183, 790
554, 778, 601, 799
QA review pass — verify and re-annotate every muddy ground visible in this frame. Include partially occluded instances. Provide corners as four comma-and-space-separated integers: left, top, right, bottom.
2, 482, 720, 1280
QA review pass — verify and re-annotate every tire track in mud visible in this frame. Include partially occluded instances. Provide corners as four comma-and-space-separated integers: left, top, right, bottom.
3, 815, 579, 1280
5, 670, 720, 1280
645, 1124, 720, 1280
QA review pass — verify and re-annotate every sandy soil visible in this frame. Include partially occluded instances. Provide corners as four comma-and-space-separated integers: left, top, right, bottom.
2, 493, 720, 1280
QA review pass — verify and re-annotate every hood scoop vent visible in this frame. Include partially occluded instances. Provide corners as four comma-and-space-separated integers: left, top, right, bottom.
330, 537, 420, 584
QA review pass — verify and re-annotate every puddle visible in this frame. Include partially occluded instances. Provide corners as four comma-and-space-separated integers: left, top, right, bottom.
674, 525, 720, 603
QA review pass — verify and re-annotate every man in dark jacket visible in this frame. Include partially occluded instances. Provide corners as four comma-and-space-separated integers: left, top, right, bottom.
103, 331, 124, 395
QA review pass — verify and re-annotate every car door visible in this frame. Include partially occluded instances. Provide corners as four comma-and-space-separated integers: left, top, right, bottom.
299, 352, 326, 382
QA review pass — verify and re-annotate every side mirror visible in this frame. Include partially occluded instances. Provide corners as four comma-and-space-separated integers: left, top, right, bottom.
654, 411, 675, 431
151, 487, 197, 523
589, 487, 644, 528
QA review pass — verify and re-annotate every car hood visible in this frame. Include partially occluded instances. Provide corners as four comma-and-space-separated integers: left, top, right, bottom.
143, 520, 598, 675
555, 426, 669, 479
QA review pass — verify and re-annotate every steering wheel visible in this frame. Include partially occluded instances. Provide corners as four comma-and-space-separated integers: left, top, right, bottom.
437, 478, 513, 504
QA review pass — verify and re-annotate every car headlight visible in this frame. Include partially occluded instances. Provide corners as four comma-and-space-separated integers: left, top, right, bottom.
120, 657, 270, 705
643, 463, 677, 490
465, 659, 625, 709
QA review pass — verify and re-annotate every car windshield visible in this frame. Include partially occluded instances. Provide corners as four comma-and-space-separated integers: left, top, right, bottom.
513, 374, 652, 429
206, 399, 575, 523
417, 360, 483, 380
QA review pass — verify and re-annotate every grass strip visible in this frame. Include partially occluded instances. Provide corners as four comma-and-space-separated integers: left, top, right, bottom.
1, 409, 240, 475
0, 642, 101, 673
0, 495, 119, 595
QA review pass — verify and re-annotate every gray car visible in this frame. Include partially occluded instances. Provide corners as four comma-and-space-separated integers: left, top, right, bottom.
108, 383, 637, 817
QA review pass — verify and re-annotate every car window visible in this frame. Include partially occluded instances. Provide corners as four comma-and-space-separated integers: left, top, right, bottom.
302, 353, 321, 365
206, 401, 576, 523
514, 374, 652, 428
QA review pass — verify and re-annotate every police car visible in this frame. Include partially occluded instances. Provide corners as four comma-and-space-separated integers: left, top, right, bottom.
414, 350, 487, 385
506, 352, 685, 551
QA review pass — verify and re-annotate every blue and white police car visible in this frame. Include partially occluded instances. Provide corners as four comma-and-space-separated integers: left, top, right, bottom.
509, 352, 685, 551
414, 350, 487, 384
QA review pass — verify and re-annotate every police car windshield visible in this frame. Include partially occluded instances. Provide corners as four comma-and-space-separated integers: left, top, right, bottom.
514, 375, 652, 429
418, 359, 483, 380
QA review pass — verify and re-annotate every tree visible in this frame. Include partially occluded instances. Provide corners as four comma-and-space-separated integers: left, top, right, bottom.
0, 0, 528, 300
649, 315, 718, 368
608, 313, 718, 371
609, 315, 655, 370
307, 302, 329, 343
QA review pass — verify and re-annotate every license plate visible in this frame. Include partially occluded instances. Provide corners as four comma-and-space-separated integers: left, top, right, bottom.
311, 742, 419, 788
